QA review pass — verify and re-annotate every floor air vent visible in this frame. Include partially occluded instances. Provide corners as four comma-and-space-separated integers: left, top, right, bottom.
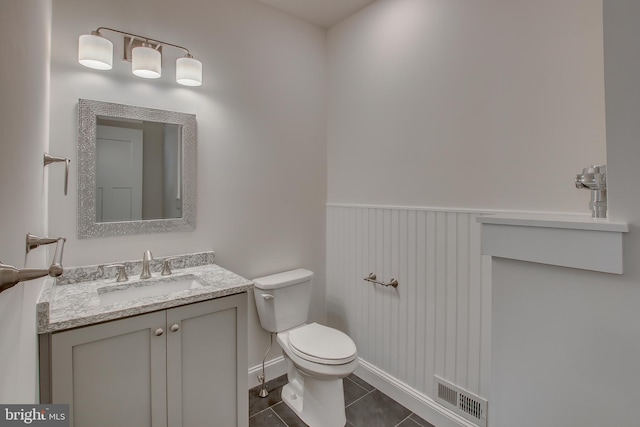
434, 376, 488, 427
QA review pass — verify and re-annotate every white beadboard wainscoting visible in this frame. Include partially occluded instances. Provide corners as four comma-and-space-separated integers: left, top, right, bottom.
326, 204, 492, 426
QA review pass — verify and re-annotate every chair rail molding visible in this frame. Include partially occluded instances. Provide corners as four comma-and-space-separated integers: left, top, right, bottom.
477, 213, 629, 274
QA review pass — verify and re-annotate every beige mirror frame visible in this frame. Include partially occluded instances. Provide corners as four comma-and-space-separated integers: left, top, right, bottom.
77, 99, 196, 239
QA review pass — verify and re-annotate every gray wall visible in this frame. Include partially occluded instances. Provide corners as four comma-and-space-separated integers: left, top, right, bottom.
488, 1, 640, 425
0, 0, 51, 403
48, 0, 327, 371
327, 0, 605, 211
323, 1, 636, 425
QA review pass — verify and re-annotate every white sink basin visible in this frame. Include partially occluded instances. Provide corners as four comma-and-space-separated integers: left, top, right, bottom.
98, 274, 204, 305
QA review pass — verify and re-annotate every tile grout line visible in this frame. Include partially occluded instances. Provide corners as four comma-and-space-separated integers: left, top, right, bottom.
394, 413, 415, 427
345, 388, 374, 409
249, 406, 276, 420
409, 413, 433, 427
270, 405, 291, 427
344, 375, 374, 402
345, 376, 372, 394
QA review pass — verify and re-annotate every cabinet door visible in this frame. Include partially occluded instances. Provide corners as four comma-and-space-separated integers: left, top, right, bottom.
166, 294, 248, 427
51, 311, 167, 427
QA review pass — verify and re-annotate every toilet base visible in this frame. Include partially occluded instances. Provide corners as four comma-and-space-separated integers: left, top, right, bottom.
281, 362, 347, 427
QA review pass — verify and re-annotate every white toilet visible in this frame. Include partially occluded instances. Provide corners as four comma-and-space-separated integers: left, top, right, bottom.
253, 269, 358, 427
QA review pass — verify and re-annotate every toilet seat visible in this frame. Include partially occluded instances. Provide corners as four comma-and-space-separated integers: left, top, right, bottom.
287, 323, 357, 365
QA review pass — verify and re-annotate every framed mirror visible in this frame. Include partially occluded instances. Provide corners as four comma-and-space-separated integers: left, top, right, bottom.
77, 99, 196, 238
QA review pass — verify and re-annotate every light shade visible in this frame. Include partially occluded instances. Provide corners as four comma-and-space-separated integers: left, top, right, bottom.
132, 45, 161, 79
176, 56, 202, 86
78, 33, 113, 70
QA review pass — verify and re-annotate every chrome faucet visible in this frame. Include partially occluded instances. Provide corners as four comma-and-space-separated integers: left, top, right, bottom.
140, 250, 153, 279
575, 165, 607, 218
0, 237, 66, 294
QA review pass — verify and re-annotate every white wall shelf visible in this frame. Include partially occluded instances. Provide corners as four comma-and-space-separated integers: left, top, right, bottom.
477, 213, 629, 274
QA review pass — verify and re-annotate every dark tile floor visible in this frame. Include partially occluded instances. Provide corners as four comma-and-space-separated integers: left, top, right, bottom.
249, 374, 436, 427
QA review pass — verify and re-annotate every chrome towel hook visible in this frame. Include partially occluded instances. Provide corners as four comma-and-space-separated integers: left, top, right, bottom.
44, 153, 71, 195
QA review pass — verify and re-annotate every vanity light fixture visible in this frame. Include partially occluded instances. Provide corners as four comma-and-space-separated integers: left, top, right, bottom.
78, 31, 113, 70
78, 27, 202, 86
132, 43, 162, 78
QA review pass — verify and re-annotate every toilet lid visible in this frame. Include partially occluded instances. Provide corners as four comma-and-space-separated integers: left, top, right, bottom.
288, 323, 357, 365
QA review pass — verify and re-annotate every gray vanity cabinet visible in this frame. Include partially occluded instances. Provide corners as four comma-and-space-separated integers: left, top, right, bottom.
40, 293, 248, 427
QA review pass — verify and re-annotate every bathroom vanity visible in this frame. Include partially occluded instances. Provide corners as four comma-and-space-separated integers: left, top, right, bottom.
37, 252, 252, 427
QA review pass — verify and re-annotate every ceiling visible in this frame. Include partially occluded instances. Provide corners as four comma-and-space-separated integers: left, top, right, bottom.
256, 0, 377, 29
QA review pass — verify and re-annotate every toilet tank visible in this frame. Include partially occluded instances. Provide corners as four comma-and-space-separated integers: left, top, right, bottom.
252, 269, 313, 333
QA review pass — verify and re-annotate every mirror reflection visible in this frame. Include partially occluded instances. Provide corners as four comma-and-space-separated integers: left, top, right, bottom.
96, 117, 182, 223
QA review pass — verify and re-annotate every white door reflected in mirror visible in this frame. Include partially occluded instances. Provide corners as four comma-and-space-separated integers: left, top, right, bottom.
95, 118, 182, 223
96, 125, 143, 222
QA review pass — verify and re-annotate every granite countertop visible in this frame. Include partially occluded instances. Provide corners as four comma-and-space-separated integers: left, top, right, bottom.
37, 251, 253, 334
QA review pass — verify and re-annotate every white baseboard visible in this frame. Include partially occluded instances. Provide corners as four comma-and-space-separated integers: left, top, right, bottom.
354, 358, 478, 427
247, 356, 287, 389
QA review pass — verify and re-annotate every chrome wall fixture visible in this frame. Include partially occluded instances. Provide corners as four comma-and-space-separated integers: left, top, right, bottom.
44, 153, 70, 196
78, 27, 202, 86
26, 232, 60, 254
575, 165, 607, 218
0, 234, 66, 294
364, 273, 399, 288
